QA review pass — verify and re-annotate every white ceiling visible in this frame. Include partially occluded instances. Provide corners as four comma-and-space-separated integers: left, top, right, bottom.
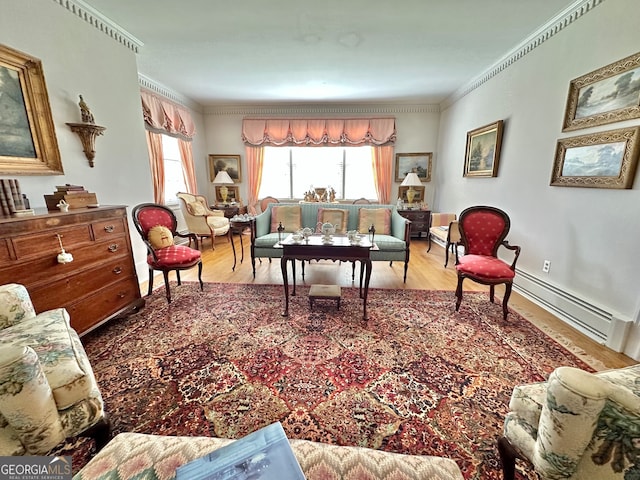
81, 0, 581, 107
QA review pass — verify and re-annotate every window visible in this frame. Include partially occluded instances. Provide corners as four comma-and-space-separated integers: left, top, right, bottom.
162, 135, 187, 204
259, 146, 377, 200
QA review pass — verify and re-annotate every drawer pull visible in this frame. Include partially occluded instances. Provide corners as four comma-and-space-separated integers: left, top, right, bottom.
113, 266, 123, 275
108, 243, 119, 252
118, 292, 126, 298
104, 225, 115, 233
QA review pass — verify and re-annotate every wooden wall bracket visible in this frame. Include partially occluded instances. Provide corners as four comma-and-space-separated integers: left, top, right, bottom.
66, 123, 106, 167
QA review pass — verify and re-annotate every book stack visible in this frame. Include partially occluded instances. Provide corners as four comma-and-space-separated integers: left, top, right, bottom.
0, 179, 34, 217
44, 184, 98, 211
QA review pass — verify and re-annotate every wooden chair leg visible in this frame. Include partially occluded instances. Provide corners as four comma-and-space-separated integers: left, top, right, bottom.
498, 436, 519, 480
197, 261, 204, 291
455, 276, 464, 311
502, 282, 513, 320
147, 268, 154, 296
163, 271, 172, 303
83, 414, 111, 452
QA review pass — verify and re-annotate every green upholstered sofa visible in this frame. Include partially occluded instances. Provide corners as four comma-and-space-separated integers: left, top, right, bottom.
250, 202, 412, 281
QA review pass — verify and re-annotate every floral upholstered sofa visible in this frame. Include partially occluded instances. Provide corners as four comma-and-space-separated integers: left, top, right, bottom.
500, 364, 640, 479
0, 283, 109, 455
74, 432, 464, 480
251, 202, 412, 281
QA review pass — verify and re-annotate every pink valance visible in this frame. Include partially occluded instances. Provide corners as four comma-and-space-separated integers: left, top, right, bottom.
140, 90, 196, 139
242, 118, 396, 146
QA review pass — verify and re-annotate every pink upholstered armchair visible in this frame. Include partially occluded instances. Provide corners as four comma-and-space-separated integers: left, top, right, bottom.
454, 205, 521, 320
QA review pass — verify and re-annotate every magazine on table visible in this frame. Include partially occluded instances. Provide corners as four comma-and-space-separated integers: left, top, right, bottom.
176, 422, 305, 480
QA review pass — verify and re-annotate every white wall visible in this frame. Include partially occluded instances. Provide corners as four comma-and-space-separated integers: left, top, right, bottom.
1, 0, 207, 282
203, 108, 440, 207
436, 0, 640, 356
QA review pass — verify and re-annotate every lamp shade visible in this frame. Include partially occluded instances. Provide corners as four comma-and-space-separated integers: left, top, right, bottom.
400, 172, 422, 187
212, 170, 234, 184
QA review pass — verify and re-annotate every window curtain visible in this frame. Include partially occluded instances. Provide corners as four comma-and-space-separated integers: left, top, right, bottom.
140, 89, 197, 201
145, 131, 165, 204
245, 146, 264, 215
242, 118, 396, 204
178, 139, 197, 194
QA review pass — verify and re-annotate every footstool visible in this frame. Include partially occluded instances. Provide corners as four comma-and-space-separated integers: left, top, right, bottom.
74, 432, 464, 480
309, 284, 341, 310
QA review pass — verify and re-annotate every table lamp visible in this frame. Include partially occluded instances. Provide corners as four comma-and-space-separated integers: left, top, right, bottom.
400, 172, 422, 208
212, 170, 234, 204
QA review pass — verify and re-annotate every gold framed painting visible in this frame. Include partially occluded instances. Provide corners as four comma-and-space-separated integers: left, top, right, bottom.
563, 51, 640, 132
550, 126, 640, 189
395, 152, 432, 182
209, 154, 241, 183
0, 44, 63, 175
398, 185, 425, 202
214, 185, 240, 203
463, 120, 504, 177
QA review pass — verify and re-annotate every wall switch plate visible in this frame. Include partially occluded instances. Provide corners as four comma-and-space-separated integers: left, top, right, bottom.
542, 260, 551, 273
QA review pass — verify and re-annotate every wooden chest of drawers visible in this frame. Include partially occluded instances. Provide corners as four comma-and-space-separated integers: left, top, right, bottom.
0, 206, 144, 334
398, 209, 431, 238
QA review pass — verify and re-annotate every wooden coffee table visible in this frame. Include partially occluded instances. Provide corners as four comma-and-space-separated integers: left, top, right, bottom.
278, 234, 376, 320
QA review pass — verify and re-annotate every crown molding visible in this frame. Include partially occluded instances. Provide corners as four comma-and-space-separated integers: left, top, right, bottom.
52, 0, 143, 53
204, 104, 440, 116
441, 0, 605, 109
138, 74, 202, 112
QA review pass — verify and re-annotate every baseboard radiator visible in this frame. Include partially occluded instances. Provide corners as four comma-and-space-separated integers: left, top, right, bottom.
514, 269, 631, 352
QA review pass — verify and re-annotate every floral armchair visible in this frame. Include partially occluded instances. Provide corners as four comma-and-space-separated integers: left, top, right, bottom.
499, 364, 640, 479
0, 283, 110, 455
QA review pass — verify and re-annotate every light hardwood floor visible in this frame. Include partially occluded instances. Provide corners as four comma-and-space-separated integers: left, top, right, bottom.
165, 232, 635, 370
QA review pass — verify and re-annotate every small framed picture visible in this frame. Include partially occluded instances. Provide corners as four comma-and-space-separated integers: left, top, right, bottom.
394, 153, 432, 182
209, 154, 242, 183
550, 126, 640, 189
463, 120, 504, 178
398, 185, 425, 202
214, 185, 240, 203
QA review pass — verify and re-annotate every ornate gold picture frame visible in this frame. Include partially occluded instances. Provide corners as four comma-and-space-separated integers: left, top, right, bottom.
562, 51, 640, 132
550, 127, 640, 189
0, 44, 63, 175
395, 152, 432, 182
209, 154, 241, 183
463, 120, 504, 177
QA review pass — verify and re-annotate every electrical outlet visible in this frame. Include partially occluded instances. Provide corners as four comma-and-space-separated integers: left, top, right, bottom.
542, 260, 551, 273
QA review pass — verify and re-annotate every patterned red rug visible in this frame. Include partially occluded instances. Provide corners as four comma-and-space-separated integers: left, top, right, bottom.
65, 282, 595, 478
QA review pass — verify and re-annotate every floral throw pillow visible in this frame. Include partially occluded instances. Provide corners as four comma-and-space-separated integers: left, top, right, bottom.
270, 206, 302, 233
357, 208, 391, 235
316, 208, 349, 234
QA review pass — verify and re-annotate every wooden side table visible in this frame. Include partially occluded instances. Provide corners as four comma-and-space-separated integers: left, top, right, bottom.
211, 205, 247, 218
229, 218, 254, 271
398, 209, 431, 238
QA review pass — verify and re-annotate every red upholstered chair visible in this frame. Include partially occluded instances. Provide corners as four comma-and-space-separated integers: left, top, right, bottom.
454, 206, 521, 320
132, 203, 203, 303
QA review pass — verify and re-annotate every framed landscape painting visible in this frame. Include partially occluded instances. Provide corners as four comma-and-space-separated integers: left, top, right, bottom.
0, 44, 63, 175
209, 154, 241, 183
463, 120, 504, 177
395, 152, 432, 182
550, 126, 640, 189
563, 51, 640, 131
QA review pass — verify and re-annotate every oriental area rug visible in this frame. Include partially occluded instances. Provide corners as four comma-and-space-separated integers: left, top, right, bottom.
63, 282, 598, 479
